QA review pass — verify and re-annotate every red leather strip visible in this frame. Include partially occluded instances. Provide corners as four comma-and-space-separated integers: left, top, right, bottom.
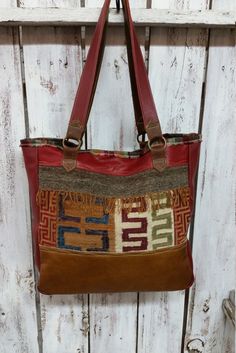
33, 143, 193, 176
22, 147, 40, 269
121, 0, 161, 132
68, 0, 111, 130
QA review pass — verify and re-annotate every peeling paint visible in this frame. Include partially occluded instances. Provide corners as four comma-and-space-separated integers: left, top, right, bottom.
114, 59, 121, 80
64, 56, 68, 68
120, 51, 128, 65
15, 268, 34, 295
200, 148, 207, 198
56, 313, 62, 343
0, 305, 7, 331
40, 76, 58, 95
203, 298, 210, 313
14, 306, 30, 353
170, 56, 177, 68
41, 304, 47, 331
1, 2, 235, 353
1, 89, 16, 202
0, 258, 9, 283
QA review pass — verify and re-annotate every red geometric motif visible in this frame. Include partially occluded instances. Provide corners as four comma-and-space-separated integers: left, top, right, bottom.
121, 199, 148, 252
38, 190, 57, 247
173, 188, 191, 245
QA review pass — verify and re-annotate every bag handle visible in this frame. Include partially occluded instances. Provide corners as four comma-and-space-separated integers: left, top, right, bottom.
63, 0, 167, 172
67, 0, 145, 140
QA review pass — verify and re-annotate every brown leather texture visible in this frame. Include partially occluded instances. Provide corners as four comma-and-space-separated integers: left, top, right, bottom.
38, 241, 194, 294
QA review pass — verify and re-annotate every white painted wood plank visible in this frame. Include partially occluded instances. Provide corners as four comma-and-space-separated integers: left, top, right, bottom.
1, 0, 16, 7
22, 26, 82, 138
0, 2, 39, 353
19, 0, 81, 7
138, 291, 187, 352
184, 0, 236, 351
89, 293, 138, 353
39, 294, 89, 353
86, 2, 145, 353
21, 1, 89, 353
149, 1, 209, 133
0, 8, 236, 27
138, 1, 209, 352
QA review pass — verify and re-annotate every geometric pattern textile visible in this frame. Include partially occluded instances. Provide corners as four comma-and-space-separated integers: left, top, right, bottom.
37, 186, 191, 253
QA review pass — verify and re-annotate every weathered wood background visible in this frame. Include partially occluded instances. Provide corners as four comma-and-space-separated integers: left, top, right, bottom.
0, 1, 235, 353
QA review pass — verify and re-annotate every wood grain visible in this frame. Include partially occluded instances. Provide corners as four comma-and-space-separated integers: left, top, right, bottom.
0, 8, 235, 27
184, 0, 236, 351
137, 1, 209, 352
0, 0, 235, 352
21, 1, 89, 353
0, 1, 39, 353
85, 2, 145, 353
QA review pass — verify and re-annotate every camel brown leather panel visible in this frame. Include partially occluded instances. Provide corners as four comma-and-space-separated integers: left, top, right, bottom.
38, 241, 194, 294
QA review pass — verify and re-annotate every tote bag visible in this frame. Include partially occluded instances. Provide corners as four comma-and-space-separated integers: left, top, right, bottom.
21, 0, 201, 294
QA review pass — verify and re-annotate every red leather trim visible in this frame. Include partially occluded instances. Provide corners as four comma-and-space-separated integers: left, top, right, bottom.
22, 146, 40, 269
68, 0, 111, 128
34, 143, 197, 176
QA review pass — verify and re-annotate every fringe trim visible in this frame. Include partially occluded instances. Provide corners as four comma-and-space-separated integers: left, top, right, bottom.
36, 187, 190, 214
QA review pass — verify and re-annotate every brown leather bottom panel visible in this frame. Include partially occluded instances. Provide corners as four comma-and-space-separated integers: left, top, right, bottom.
38, 241, 194, 294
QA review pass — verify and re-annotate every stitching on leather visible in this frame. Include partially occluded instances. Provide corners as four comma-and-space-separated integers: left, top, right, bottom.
40, 240, 187, 258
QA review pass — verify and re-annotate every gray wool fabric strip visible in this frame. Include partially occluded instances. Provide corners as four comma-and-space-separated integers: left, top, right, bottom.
39, 166, 189, 197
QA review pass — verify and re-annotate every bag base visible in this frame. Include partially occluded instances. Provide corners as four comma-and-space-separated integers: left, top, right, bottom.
38, 240, 194, 294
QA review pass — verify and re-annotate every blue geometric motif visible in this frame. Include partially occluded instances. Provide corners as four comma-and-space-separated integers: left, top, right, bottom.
58, 226, 82, 251
57, 197, 110, 252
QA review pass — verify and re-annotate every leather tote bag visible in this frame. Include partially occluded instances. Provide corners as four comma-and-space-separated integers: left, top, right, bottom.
21, 0, 201, 294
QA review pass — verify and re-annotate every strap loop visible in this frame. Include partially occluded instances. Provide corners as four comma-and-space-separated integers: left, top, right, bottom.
148, 136, 167, 172
63, 138, 82, 150
137, 132, 147, 148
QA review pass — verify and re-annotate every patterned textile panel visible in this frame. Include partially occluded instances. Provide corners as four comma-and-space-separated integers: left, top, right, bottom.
37, 166, 191, 253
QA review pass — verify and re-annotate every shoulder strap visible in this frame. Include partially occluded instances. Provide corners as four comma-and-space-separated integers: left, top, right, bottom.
63, 0, 166, 172
67, 0, 145, 139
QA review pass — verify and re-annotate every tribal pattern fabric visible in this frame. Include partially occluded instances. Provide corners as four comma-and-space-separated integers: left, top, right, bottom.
37, 165, 191, 253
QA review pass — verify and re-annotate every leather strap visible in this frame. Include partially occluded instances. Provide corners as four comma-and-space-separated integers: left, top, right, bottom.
67, 0, 145, 139
64, 0, 166, 172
